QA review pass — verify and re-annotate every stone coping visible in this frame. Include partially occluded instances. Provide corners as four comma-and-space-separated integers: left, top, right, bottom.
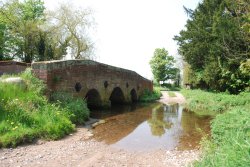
0, 61, 28, 66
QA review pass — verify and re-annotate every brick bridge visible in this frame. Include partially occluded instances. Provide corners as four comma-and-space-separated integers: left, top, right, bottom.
32, 60, 153, 108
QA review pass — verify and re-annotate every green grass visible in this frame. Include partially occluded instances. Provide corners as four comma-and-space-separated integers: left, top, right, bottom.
181, 89, 250, 116
195, 105, 250, 167
139, 87, 162, 102
50, 92, 89, 124
0, 69, 89, 147
154, 85, 181, 91
182, 89, 250, 167
168, 91, 176, 97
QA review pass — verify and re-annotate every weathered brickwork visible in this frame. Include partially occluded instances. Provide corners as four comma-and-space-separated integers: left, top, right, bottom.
32, 60, 153, 107
0, 61, 28, 76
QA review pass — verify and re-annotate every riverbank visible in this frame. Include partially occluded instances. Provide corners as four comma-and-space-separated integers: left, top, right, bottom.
0, 127, 200, 167
181, 89, 250, 167
0, 91, 202, 167
138, 87, 162, 102
0, 69, 89, 147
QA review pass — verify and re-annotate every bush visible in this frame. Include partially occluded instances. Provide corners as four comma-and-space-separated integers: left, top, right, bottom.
20, 68, 45, 95
139, 88, 162, 102
50, 92, 89, 124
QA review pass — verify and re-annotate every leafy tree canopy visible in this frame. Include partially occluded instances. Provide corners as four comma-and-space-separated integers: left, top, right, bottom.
150, 48, 179, 84
174, 0, 250, 94
0, 0, 94, 63
46, 3, 94, 60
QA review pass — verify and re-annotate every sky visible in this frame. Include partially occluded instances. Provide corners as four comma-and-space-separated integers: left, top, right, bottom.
43, 0, 201, 79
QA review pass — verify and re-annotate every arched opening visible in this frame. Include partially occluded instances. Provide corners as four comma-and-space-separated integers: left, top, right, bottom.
85, 89, 102, 109
130, 89, 137, 103
109, 87, 125, 105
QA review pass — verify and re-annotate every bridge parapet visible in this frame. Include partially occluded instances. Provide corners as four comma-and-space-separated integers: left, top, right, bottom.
32, 60, 153, 107
0, 61, 29, 76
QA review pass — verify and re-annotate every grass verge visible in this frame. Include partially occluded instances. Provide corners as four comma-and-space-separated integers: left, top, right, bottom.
181, 89, 250, 167
50, 92, 89, 124
139, 87, 162, 102
168, 91, 176, 97
0, 69, 89, 147
154, 85, 181, 91
181, 89, 250, 116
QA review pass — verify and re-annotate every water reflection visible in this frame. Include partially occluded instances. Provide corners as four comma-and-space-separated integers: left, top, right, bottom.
147, 105, 173, 136
91, 103, 211, 151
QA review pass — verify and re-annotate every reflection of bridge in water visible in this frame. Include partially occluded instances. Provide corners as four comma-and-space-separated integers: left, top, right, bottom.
32, 60, 153, 107
92, 103, 157, 144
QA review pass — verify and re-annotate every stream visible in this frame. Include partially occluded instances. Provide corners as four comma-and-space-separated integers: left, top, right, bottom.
90, 102, 211, 151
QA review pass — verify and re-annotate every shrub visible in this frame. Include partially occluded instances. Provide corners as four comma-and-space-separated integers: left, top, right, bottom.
50, 92, 90, 124
20, 68, 45, 95
139, 88, 162, 102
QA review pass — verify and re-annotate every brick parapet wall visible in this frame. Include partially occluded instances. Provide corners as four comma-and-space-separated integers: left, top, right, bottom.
0, 61, 28, 75
32, 60, 153, 105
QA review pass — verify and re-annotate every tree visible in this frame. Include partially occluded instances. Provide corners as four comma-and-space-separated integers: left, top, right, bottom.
0, 1, 95, 62
174, 0, 250, 93
0, 0, 46, 63
150, 48, 179, 83
46, 3, 94, 59
0, 23, 7, 60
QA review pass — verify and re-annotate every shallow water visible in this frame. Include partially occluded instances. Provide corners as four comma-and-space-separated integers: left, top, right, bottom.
91, 103, 211, 151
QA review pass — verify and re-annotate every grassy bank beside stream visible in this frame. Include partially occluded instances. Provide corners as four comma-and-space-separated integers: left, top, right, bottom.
181, 89, 250, 167
138, 87, 162, 102
0, 69, 89, 147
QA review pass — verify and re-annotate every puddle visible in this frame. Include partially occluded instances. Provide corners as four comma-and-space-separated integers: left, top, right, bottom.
90, 103, 211, 151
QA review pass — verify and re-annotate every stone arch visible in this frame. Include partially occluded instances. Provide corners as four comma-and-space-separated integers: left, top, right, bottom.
130, 88, 137, 102
85, 89, 102, 109
109, 87, 125, 105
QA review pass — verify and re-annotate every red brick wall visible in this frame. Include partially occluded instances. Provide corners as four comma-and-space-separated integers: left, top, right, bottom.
0, 61, 28, 76
32, 60, 153, 106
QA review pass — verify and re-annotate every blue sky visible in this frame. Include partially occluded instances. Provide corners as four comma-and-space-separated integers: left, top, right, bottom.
44, 0, 201, 79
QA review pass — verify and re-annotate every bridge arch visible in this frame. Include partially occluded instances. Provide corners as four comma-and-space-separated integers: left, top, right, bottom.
109, 87, 125, 105
32, 60, 153, 108
130, 88, 137, 102
85, 89, 102, 109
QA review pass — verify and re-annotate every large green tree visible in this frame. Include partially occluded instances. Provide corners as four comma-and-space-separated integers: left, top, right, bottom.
0, 0, 46, 63
174, 0, 250, 93
150, 48, 179, 83
0, 1, 94, 62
